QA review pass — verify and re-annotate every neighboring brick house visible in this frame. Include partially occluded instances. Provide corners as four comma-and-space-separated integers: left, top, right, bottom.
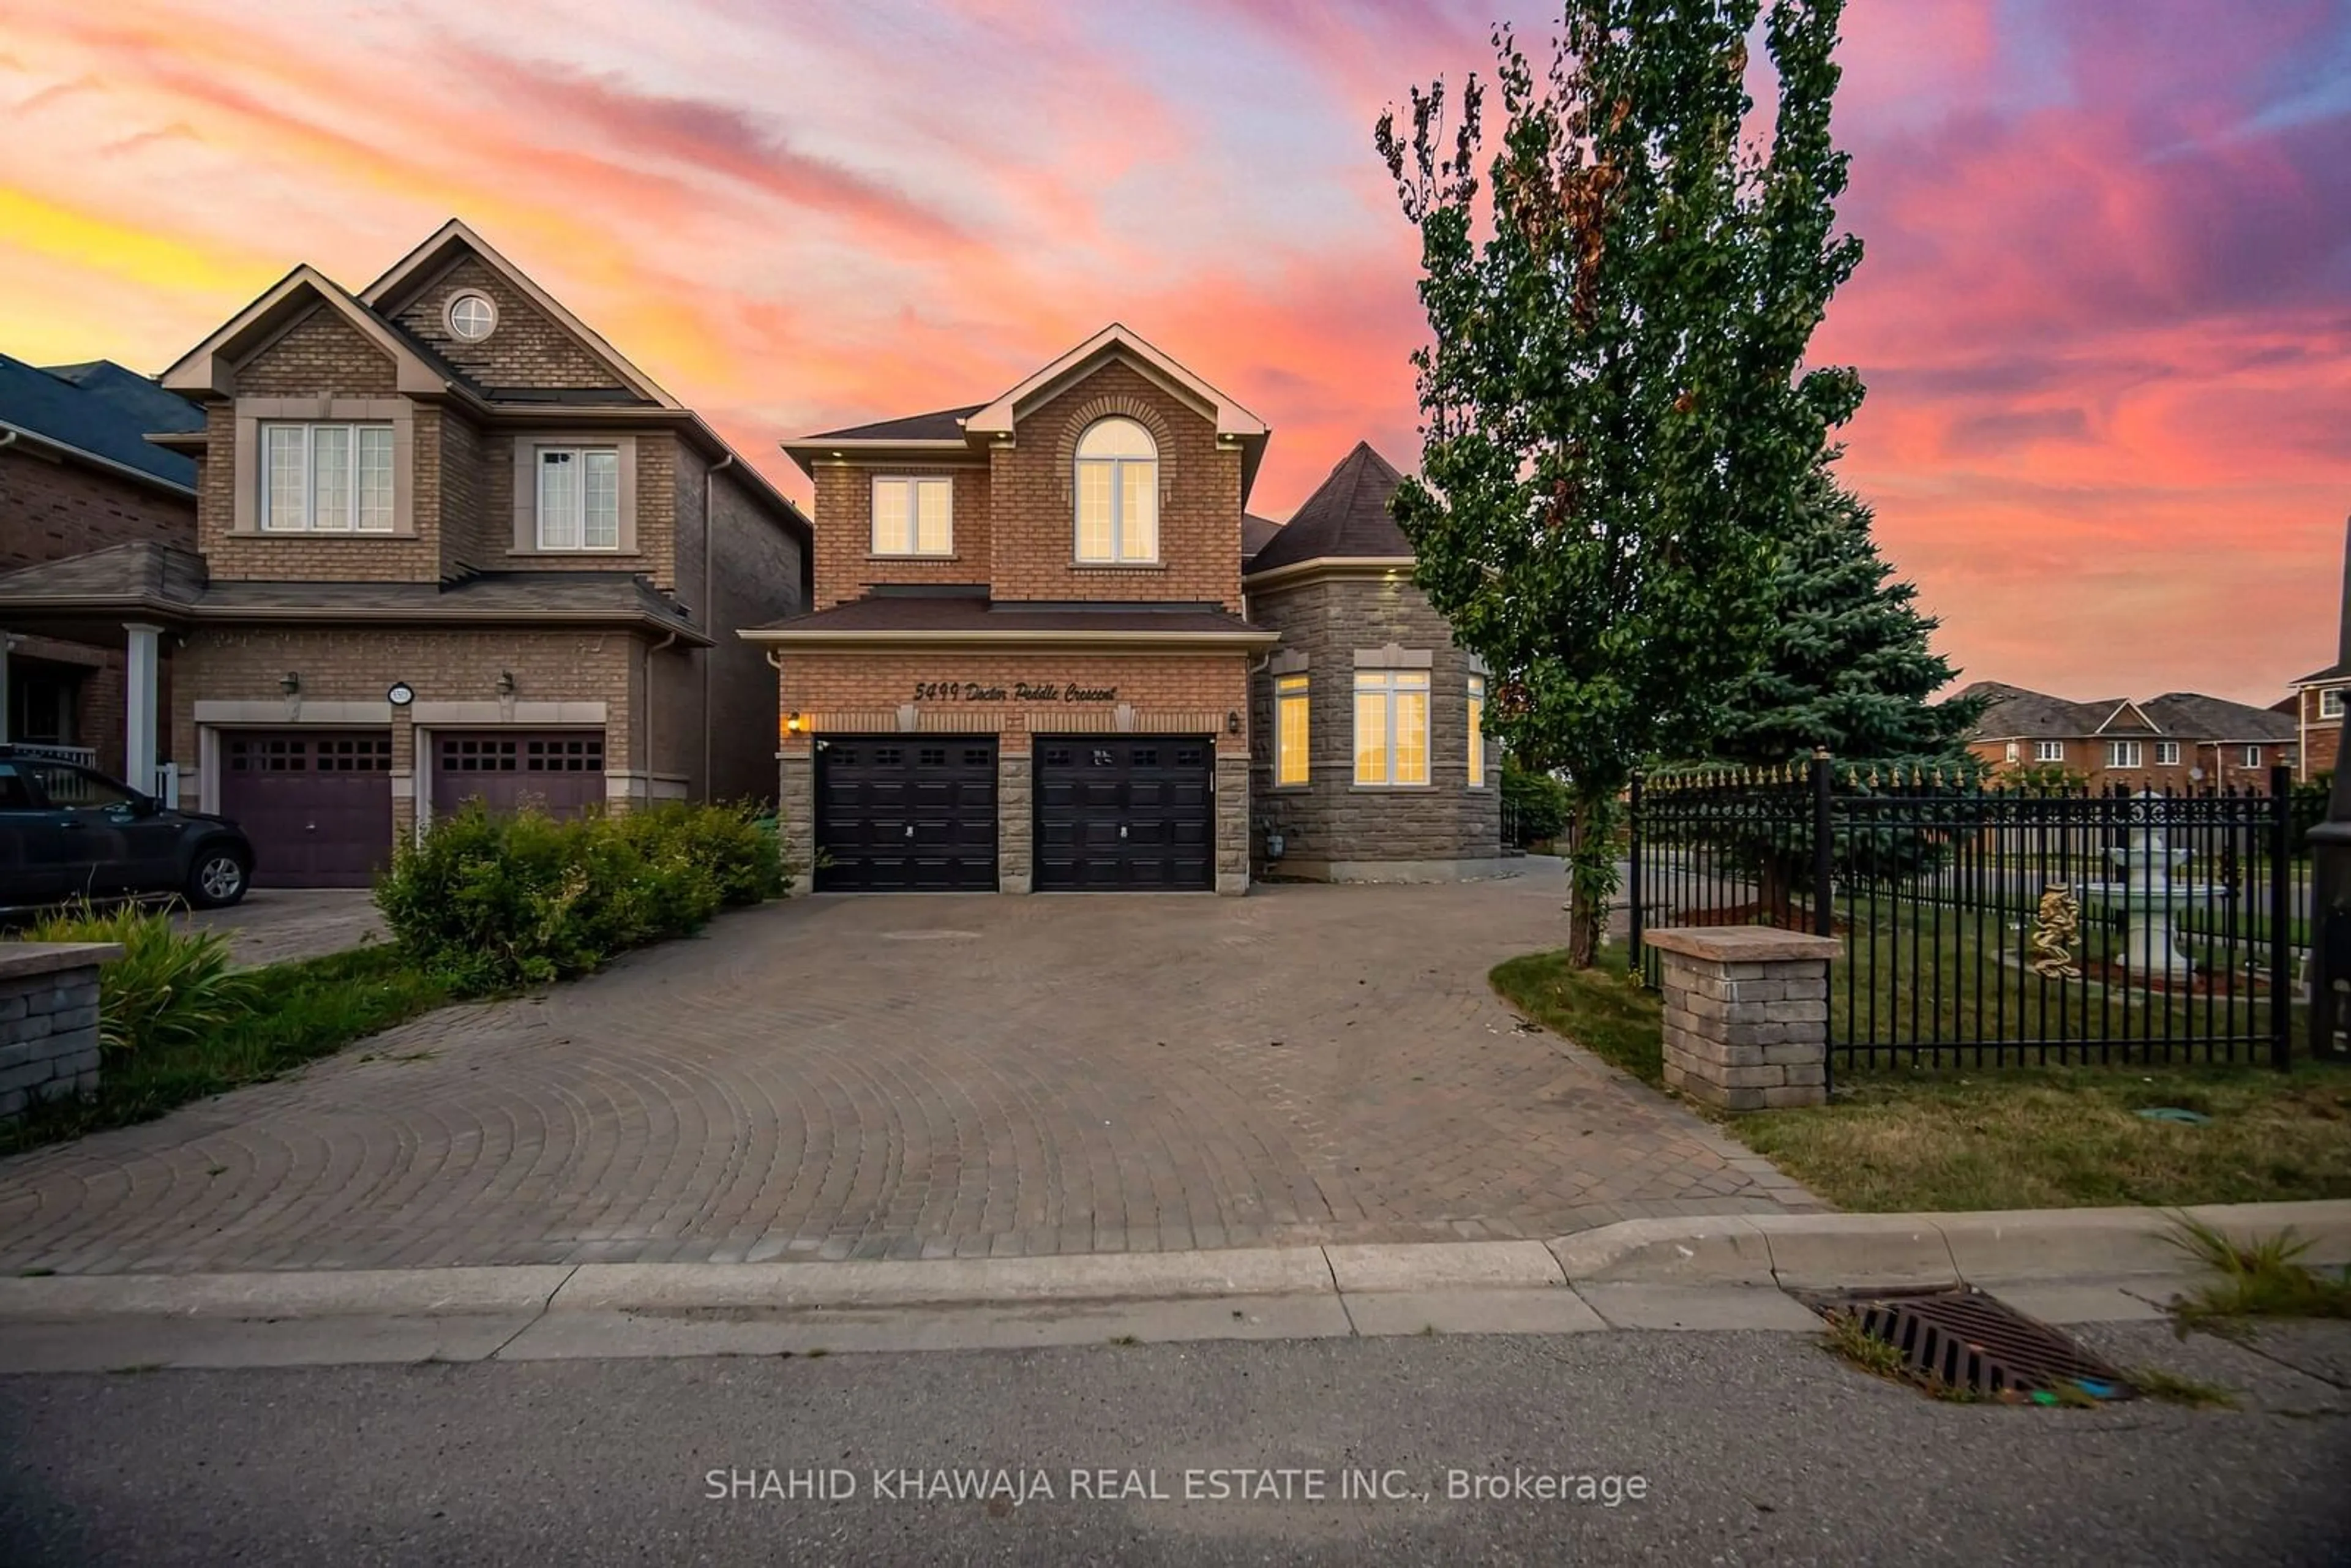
0, 353, 203, 781
1958, 681, 2298, 792
748, 326, 1502, 895
2285, 666, 2346, 782
0, 221, 809, 887
1242, 443, 1503, 882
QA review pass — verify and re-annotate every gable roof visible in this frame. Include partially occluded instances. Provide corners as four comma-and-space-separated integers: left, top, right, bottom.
1243, 441, 1412, 576
2139, 692, 2297, 743
0, 353, 200, 492
159, 264, 462, 399
1955, 681, 2124, 740
358, 219, 678, 408
1959, 681, 2299, 743
962, 324, 1268, 443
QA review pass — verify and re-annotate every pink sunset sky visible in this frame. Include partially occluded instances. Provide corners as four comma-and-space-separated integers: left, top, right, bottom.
2, 0, 2344, 706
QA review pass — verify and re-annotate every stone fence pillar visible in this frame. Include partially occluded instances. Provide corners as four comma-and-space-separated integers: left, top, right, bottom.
0, 942, 121, 1122
1643, 927, 1842, 1112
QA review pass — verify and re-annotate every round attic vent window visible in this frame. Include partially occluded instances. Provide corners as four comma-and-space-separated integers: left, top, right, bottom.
446, 291, 497, 341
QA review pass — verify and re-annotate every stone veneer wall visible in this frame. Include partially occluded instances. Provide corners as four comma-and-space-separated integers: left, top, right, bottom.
0, 943, 118, 1122
1244, 571, 1504, 881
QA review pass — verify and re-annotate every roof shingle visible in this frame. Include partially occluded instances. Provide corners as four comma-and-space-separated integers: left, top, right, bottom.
1243, 441, 1411, 574
0, 354, 201, 489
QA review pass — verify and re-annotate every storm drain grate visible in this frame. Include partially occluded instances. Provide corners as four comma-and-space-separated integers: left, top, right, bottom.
1802, 1286, 2139, 1403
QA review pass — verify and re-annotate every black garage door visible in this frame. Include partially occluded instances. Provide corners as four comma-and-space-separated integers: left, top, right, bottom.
219, 730, 394, 888
1035, 735, 1213, 891
432, 732, 606, 820
815, 737, 997, 891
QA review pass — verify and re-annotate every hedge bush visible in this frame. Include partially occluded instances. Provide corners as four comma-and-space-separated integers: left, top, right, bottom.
24, 902, 254, 1059
376, 800, 786, 991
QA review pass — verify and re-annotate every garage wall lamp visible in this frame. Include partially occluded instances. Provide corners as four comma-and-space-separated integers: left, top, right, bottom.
279, 672, 300, 697
786, 712, 804, 733
1226, 710, 1241, 735
495, 670, 516, 696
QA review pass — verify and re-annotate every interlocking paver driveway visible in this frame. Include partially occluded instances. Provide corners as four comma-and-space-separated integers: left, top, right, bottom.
0, 868, 1817, 1274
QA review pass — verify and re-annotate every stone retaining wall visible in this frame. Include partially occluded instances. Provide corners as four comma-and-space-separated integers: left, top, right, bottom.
0, 943, 121, 1122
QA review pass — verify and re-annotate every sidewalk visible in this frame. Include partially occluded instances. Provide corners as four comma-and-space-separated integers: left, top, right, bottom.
4, 1201, 2343, 1371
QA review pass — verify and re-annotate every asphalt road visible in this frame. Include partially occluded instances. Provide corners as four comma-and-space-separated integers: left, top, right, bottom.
4, 1324, 2348, 1566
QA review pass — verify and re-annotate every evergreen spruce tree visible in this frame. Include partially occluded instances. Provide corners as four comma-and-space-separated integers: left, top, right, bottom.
1714, 460, 1982, 772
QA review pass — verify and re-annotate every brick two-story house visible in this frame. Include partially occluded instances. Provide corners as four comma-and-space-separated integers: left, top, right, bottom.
748, 326, 1502, 895
1959, 681, 2297, 791
1, 353, 203, 780
0, 221, 809, 887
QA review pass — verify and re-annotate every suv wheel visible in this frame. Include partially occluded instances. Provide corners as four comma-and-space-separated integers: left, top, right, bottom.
187, 847, 251, 909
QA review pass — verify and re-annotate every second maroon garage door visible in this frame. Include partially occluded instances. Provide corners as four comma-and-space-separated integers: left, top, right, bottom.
218, 730, 394, 888
431, 731, 607, 820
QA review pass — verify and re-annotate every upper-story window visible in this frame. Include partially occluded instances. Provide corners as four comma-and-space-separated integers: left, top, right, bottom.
2105, 740, 2142, 769
872, 476, 953, 557
2033, 740, 2064, 763
1074, 418, 1157, 563
262, 421, 396, 533
2323, 688, 2345, 719
537, 446, 620, 550
2155, 741, 2181, 766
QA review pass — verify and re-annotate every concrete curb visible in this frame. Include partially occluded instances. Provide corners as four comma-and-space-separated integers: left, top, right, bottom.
1, 1201, 2344, 1322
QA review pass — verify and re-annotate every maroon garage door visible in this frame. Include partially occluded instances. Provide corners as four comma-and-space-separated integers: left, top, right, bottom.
431, 731, 607, 821
219, 731, 395, 888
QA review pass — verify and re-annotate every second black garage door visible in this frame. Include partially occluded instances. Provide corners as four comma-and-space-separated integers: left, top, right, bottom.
1035, 735, 1213, 891
815, 737, 998, 891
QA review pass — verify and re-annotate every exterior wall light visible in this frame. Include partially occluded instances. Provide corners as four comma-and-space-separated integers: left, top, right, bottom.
1226, 711, 1242, 735
786, 712, 804, 733
495, 670, 516, 696
279, 672, 301, 697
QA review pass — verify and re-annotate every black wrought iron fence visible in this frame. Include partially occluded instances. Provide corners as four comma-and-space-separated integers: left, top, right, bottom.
1630, 759, 2303, 1072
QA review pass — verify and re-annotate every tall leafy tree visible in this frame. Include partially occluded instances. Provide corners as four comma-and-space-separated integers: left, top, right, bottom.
1377, 0, 1864, 967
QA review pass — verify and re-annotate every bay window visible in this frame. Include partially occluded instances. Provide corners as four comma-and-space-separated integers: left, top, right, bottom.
1355, 669, 1430, 787
1275, 674, 1309, 786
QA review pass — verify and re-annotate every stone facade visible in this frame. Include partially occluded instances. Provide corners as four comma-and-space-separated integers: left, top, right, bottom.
0, 943, 118, 1122
1244, 570, 1503, 882
1647, 926, 1840, 1112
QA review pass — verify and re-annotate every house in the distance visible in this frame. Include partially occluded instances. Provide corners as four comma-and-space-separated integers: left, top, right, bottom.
2285, 662, 2347, 782
0, 220, 811, 888
1958, 681, 2298, 792
0, 353, 203, 781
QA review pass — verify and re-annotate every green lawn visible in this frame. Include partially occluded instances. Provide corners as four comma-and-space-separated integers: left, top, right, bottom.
1491, 942, 2351, 1213
0, 945, 449, 1157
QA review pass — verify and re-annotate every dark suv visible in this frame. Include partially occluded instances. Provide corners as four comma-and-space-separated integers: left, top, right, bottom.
0, 748, 253, 911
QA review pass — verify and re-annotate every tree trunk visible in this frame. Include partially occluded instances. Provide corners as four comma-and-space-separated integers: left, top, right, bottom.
1563, 789, 1613, 969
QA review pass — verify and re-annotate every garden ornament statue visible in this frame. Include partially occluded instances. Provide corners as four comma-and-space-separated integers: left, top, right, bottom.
2028, 883, 2082, 980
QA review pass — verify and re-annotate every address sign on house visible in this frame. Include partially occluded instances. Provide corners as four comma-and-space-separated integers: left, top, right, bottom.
910, 680, 1119, 704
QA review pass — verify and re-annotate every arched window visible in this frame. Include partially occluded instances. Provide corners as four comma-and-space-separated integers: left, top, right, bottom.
1074, 418, 1157, 563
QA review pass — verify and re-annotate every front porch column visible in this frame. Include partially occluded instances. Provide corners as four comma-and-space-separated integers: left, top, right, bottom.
124, 621, 161, 795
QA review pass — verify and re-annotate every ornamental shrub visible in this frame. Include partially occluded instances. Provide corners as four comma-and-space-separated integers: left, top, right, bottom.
24, 901, 254, 1059
1501, 760, 1570, 847
376, 800, 786, 992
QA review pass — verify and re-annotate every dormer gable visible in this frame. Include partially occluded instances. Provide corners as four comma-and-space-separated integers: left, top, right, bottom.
159, 266, 457, 400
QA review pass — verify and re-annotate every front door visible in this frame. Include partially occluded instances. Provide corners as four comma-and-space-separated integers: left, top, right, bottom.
1034, 736, 1214, 891
814, 737, 998, 891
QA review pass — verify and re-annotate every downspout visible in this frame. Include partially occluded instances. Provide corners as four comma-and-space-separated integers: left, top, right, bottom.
646, 629, 680, 807
703, 451, 733, 800
0, 430, 15, 743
